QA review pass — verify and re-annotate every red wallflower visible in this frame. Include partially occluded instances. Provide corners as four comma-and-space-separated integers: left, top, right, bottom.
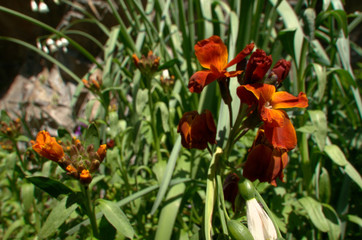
244, 49, 272, 84
237, 83, 308, 150
177, 110, 217, 149
269, 59, 291, 85
243, 129, 288, 186
188, 36, 254, 93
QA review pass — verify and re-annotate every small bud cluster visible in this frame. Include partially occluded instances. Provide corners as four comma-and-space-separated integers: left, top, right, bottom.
82, 69, 103, 91
37, 37, 69, 54
59, 142, 107, 184
160, 70, 175, 92
132, 51, 160, 77
0, 118, 21, 139
30, 0, 49, 13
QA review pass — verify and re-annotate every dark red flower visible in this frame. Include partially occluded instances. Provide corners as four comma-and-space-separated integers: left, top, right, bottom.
177, 110, 217, 150
244, 49, 272, 84
269, 59, 291, 85
243, 129, 289, 186
223, 173, 240, 209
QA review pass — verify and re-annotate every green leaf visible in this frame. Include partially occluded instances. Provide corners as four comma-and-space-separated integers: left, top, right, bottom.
344, 163, 362, 189
324, 144, 348, 166
97, 199, 134, 239
39, 196, 78, 239
150, 136, 181, 214
299, 196, 329, 232
347, 214, 362, 227
154, 183, 186, 240
308, 110, 328, 151
103, 26, 120, 87
205, 147, 223, 240
157, 59, 179, 71
318, 167, 331, 203
3, 219, 24, 240
135, 89, 149, 115
21, 183, 34, 212
155, 102, 170, 132
278, 29, 297, 64
26, 176, 73, 198
84, 123, 100, 150
322, 204, 341, 240
311, 63, 327, 102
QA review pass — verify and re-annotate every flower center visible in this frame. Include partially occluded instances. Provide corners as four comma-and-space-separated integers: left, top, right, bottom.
264, 101, 272, 109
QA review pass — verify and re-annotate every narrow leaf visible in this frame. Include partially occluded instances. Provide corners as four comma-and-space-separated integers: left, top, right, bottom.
205, 147, 223, 240
26, 176, 73, 198
97, 199, 134, 239
324, 144, 348, 166
299, 196, 329, 232
39, 197, 78, 239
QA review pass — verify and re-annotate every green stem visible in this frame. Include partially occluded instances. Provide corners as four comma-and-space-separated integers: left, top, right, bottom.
11, 138, 25, 170
147, 84, 163, 163
81, 185, 99, 239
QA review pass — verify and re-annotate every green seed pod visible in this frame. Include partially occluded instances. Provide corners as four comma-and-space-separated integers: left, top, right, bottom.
238, 179, 255, 201
227, 219, 254, 240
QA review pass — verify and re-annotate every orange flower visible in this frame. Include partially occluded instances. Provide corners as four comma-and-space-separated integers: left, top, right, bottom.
80, 169, 92, 184
177, 110, 217, 150
243, 129, 288, 186
96, 144, 107, 161
237, 83, 308, 150
188, 36, 254, 93
31, 130, 64, 161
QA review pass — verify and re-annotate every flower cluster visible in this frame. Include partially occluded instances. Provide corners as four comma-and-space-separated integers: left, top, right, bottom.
178, 35, 308, 186
82, 69, 103, 92
0, 118, 21, 139
31, 130, 106, 184
132, 51, 160, 78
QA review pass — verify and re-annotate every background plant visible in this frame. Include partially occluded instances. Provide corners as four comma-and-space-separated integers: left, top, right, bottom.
0, 0, 361, 239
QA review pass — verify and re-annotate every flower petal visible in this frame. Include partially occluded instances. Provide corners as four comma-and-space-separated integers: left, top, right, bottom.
237, 85, 259, 106
195, 35, 228, 71
244, 49, 272, 84
260, 108, 286, 127
243, 144, 273, 182
188, 70, 218, 93
264, 118, 297, 150
271, 91, 308, 109
225, 42, 255, 69
269, 59, 291, 84
224, 70, 242, 78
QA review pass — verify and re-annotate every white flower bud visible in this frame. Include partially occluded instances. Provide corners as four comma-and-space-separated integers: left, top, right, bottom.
61, 38, 69, 46
38, 2, 49, 13
49, 44, 57, 53
46, 38, 54, 46
30, 0, 38, 12
246, 198, 277, 240
42, 45, 49, 53
56, 39, 63, 47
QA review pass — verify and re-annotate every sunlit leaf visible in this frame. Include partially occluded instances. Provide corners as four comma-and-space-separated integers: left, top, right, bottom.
299, 197, 329, 232
97, 199, 134, 239
39, 197, 78, 239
